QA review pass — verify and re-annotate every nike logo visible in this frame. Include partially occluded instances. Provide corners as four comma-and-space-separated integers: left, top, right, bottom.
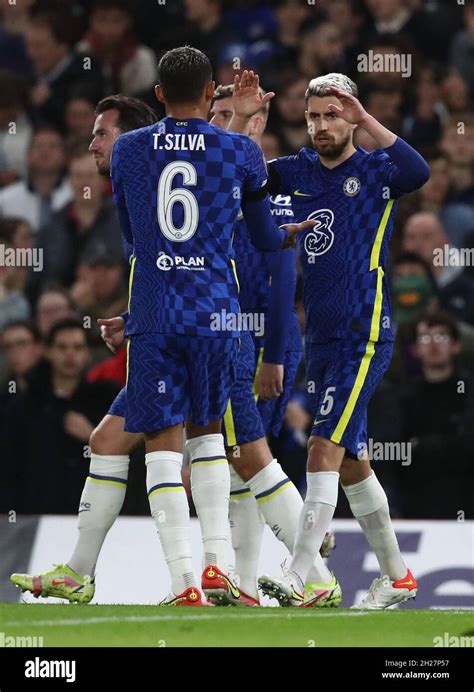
293, 190, 312, 196
313, 418, 331, 426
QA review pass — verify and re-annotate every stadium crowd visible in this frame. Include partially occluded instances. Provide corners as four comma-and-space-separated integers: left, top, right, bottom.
0, 0, 473, 518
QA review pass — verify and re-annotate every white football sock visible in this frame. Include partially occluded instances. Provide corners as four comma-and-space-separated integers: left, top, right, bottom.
229, 465, 264, 598
342, 472, 406, 579
187, 434, 230, 571
146, 451, 197, 595
246, 459, 331, 584
68, 454, 129, 576
291, 471, 339, 585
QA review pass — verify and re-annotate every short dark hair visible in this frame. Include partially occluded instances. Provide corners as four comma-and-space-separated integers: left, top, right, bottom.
46, 318, 89, 347
392, 252, 438, 294
95, 94, 158, 132
1, 320, 42, 344
415, 311, 461, 342
157, 46, 212, 104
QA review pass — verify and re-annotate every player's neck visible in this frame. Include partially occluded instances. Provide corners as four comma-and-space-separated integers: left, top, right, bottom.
319, 143, 357, 170
165, 104, 208, 121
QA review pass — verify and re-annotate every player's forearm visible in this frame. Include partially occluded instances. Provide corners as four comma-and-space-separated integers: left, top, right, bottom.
358, 113, 397, 148
263, 249, 296, 363
385, 137, 431, 191
241, 196, 288, 251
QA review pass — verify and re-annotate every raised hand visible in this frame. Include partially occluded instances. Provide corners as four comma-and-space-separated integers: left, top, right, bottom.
324, 87, 368, 125
232, 69, 275, 120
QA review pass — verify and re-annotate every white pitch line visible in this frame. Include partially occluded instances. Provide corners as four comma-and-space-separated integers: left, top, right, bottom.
4, 611, 373, 627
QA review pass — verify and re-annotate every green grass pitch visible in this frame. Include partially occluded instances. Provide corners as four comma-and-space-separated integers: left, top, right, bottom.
0, 604, 472, 647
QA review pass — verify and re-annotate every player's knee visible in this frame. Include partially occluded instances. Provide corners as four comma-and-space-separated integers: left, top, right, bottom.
339, 457, 372, 486
307, 435, 343, 471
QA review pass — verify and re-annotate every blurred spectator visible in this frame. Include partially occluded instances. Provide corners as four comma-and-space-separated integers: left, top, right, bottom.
28, 141, 123, 301
0, 242, 31, 330
0, 318, 120, 513
400, 312, 474, 518
297, 21, 347, 80
440, 116, 474, 205
25, 11, 104, 131
35, 286, 78, 339
440, 69, 470, 115
0, 320, 42, 406
271, 74, 310, 153
450, 3, 474, 97
0, 70, 32, 185
419, 152, 474, 248
0, 125, 72, 232
181, 0, 238, 69
402, 212, 474, 325
268, 0, 313, 80
70, 250, 127, 320
0, 217, 34, 292
77, 0, 157, 97
391, 252, 439, 328
65, 90, 98, 141
0, 0, 34, 74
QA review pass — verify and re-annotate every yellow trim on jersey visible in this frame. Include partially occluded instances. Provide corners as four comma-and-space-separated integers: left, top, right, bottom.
87, 476, 127, 489
370, 200, 394, 270
128, 255, 136, 311
125, 337, 130, 387
224, 398, 237, 447
231, 258, 240, 293
253, 347, 264, 400
192, 458, 227, 467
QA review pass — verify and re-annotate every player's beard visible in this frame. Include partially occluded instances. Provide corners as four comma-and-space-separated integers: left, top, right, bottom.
312, 131, 352, 160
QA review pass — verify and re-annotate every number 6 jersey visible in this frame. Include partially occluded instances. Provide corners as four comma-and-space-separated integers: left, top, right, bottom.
111, 117, 268, 338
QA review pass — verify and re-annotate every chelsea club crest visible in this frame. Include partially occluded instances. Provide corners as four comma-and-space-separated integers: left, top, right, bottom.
343, 177, 361, 197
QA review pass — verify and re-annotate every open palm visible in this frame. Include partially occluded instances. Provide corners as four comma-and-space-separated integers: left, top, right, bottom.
232, 69, 275, 119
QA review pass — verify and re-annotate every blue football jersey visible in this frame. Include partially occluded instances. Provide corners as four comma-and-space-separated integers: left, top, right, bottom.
233, 193, 294, 319
111, 117, 268, 338
268, 146, 408, 344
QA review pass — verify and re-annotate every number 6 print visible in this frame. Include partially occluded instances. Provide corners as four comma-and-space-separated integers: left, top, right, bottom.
157, 161, 199, 242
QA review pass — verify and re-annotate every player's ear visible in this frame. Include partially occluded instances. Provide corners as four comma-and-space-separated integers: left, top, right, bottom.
155, 84, 165, 104
205, 81, 216, 101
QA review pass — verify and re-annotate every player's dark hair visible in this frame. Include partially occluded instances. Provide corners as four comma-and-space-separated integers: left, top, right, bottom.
95, 94, 158, 132
46, 318, 89, 347
158, 46, 212, 104
415, 311, 461, 342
